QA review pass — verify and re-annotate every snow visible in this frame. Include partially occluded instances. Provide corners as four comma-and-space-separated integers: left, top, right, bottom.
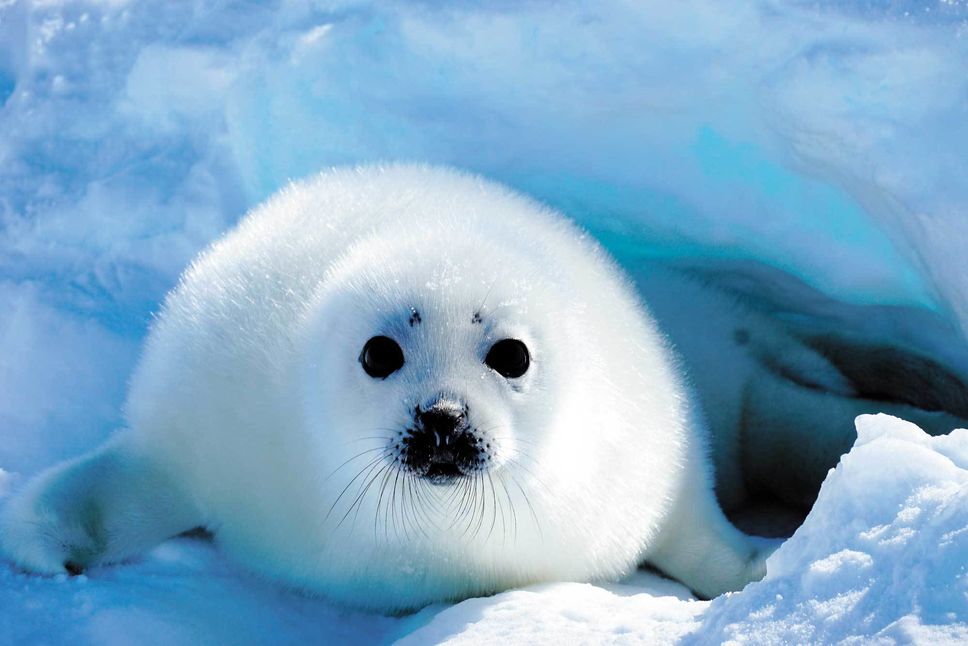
0, 469, 11, 499
691, 415, 968, 644
1, 0, 967, 643
0, 537, 401, 645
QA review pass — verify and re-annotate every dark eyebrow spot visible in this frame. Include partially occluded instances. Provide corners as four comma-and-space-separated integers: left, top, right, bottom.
409, 308, 422, 327
471, 311, 483, 324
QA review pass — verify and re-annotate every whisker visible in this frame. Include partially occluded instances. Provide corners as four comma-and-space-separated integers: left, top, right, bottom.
405, 476, 432, 541
473, 472, 488, 540
391, 470, 410, 542
453, 476, 475, 533
373, 459, 396, 540
506, 468, 542, 539
485, 471, 500, 542
337, 460, 391, 531
476, 275, 499, 315
489, 434, 542, 448
504, 455, 551, 495
345, 434, 396, 443
388, 468, 403, 542
410, 477, 438, 532
462, 473, 481, 540
402, 476, 417, 540
323, 454, 386, 524
355, 464, 392, 532
499, 472, 518, 544
323, 446, 387, 482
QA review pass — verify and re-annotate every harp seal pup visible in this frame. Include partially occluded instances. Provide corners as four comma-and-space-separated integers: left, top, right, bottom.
0, 164, 772, 611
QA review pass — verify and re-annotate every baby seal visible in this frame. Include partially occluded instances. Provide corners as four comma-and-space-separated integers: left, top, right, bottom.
0, 165, 771, 611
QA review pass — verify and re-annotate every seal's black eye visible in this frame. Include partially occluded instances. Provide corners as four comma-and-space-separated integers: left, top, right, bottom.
485, 339, 530, 379
360, 336, 404, 379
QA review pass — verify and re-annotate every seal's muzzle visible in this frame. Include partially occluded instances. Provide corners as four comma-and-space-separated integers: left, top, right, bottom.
404, 401, 484, 483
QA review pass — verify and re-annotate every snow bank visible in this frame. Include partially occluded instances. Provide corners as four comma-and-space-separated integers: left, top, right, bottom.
394, 573, 704, 645
691, 415, 968, 644
3, 415, 960, 644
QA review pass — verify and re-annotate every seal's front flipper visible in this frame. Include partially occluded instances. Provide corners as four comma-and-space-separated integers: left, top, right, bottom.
0, 435, 200, 574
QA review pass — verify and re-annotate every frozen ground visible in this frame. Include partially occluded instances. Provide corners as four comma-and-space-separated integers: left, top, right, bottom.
1, 0, 967, 643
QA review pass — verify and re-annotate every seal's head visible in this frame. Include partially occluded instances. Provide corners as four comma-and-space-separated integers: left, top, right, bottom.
301, 233, 567, 532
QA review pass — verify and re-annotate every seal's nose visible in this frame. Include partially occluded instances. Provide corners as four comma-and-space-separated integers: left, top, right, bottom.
404, 400, 479, 483
417, 403, 465, 440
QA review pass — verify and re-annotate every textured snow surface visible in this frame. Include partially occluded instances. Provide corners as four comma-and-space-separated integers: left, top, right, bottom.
690, 415, 968, 645
1, 0, 967, 643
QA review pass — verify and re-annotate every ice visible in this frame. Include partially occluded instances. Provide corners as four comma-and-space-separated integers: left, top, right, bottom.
0, 469, 11, 499
1, 0, 966, 643
0, 538, 401, 645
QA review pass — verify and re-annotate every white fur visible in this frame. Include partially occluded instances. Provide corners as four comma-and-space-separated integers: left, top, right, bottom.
0, 165, 769, 611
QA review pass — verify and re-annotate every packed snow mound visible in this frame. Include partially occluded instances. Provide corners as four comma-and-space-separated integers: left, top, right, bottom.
1, 415, 963, 644
691, 415, 968, 645
395, 573, 703, 645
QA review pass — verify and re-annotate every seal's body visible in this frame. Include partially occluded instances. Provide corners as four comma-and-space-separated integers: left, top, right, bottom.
1, 165, 771, 610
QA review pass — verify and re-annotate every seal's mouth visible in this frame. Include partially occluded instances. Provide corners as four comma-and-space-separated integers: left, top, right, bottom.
424, 462, 463, 484
414, 442, 475, 484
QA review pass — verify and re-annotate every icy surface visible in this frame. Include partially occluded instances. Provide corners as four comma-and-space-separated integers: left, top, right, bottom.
1, 0, 967, 643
